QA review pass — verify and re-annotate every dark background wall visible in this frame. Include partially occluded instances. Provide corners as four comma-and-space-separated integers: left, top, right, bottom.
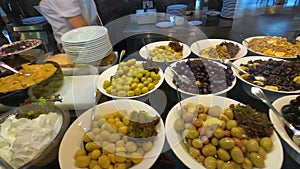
95, 0, 222, 24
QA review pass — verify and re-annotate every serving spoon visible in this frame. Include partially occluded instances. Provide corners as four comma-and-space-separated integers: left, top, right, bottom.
2, 30, 12, 44
0, 61, 30, 76
251, 87, 300, 147
220, 58, 266, 82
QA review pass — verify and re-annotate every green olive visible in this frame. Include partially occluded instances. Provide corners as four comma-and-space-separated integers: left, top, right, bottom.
221, 162, 235, 169
219, 137, 235, 150
211, 137, 219, 146
183, 112, 195, 122
198, 113, 207, 121
189, 146, 201, 158
231, 127, 244, 138
187, 129, 199, 139
174, 119, 184, 131
242, 157, 253, 169
247, 152, 265, 168
226, 120, 237, 130
202, 144, 217, 156
257, 146, 267, 159
192, 138, 203, 149
204, 156, 217, 169
213, 127, 225, 139
245, 139, 259, 152
216, 159, 224, 169
217, 148, 231, 161
259, 137, 273, 152
230, 146, 244, 164
229, 161, 242, 169
223, 108, 234, 120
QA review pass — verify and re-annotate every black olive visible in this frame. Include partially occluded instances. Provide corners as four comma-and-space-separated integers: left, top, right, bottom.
281, 105, 292, 114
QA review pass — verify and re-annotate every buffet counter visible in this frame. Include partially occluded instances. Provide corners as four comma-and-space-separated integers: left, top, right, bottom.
1, 5, 300, 169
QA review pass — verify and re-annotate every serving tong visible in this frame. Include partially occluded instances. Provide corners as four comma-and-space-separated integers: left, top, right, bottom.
141, 38, 159, 70
0, 61, 30, 76
251, 87, 300, 147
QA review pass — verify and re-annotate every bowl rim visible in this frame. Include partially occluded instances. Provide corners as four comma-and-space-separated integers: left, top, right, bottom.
59, 99, 165, 169
97, 61, 165, 99
270, 95, 300, 154
139, 40, 191, 62
232, 56, 300, 94
190, 38, 248, 61
164, 58, 236, 96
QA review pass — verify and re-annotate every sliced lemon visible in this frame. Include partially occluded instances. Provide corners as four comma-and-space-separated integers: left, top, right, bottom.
264, 86, 279, 91
293, 76, 300, 84
240, 73, 250, 79
253, 80, 264, 86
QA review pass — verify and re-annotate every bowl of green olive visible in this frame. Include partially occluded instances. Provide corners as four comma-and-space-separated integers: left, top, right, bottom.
166, 95, 284, 169
97, 59, 164, 101
59, 99, 165, 169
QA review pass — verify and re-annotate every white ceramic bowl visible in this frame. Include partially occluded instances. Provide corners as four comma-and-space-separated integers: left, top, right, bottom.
0, 102, 70, 168
270, 95, 300, 165
242, 36, 298, 59
233, 56, 300, 96
190, 39, 247, 61
97, 61, 164, 101
61, 26, 108, 43
164, 58, 236, 98
165, 95, 283, 169
139, 41, 191, 69
59, 99, 165, 169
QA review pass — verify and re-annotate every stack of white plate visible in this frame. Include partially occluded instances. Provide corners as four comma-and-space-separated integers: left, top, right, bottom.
61, 26, 113, 63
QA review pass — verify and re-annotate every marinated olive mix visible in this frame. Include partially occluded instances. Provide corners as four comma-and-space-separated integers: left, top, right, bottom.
174, 103, 274, 168
281, 96, 300, 136
172, 59, 235, 94
239, 59, 300, 91
74, 110, 160, 168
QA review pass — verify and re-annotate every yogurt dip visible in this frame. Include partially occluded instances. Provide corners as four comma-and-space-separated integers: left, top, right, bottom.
0, 112, 62, 168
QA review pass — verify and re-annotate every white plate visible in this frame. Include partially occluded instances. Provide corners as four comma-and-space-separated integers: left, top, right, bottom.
233, 56, 300, 94
59, 99, 165, 169
165, 95, 284, 169
271, 95, 300, 164
139, 41, 191, 62
190, 39, 247, 61
188, 20, 203, 26
242, 36, 298, 59
61, 26, 108, 43
155, 22, 173, 28
0, 39, 43, 56
206, 11, 221, 16
55, 75, 99, 110
164, 58, 236, 97
97, 61, 164, 101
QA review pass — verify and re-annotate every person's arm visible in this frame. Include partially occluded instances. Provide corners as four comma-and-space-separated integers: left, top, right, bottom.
66, 14, 88, 28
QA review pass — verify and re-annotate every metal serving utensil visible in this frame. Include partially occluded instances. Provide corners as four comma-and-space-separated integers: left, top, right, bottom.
2, 30, 12, 44
141, 38, 159, 70
251, 87, 300, 147
220, 58, 266, 82
0, 61, 30, 76
88, 89, 101, 132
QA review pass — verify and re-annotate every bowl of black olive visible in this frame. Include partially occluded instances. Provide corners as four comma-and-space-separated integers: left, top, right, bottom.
233, 56, 300, 101
164, 58, 236, 98
271, 95, 300, 165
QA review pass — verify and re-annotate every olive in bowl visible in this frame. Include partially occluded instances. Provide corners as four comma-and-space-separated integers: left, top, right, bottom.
0, 61, 64, 106
0, 100, 70, 168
